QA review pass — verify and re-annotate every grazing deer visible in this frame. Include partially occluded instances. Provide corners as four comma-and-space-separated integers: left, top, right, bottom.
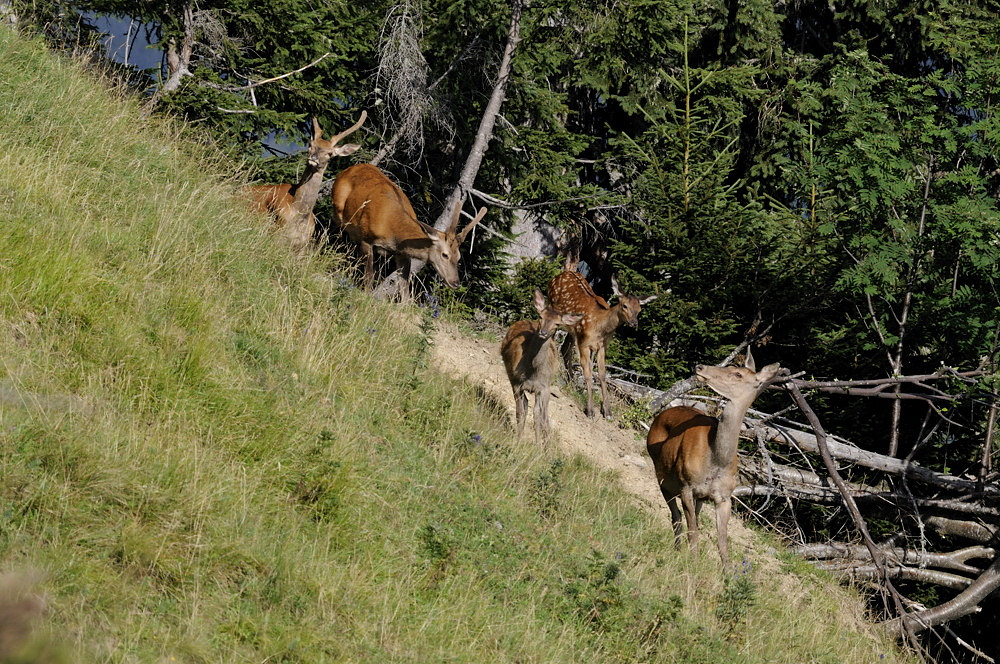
646, 358, 785, 566
248, 112, 366, 253
331, 163, 486, 299
547, 271, 656, 418
500, 290, 584, 445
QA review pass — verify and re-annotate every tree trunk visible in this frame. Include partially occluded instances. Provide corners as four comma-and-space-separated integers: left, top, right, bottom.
162, 2, 194, 93
387, 0, 522, 293
432, 0, 522, 231
0, 0, 17, 27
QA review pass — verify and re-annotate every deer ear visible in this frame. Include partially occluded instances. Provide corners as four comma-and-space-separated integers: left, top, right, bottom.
533, 289, 547, 315
744, 347, 757, 372
334, 143, 362, 157
639, 294, 657, 305
416, 219, 441, 239
312, 117, 323, 141
759, 362, 783, 382
563, 313, 584, 326
611, 275, 622, 297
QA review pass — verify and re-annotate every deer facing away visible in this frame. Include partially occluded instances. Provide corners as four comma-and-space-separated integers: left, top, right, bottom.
645, 359, 785, 566
547, 271, 656, 418
248, 113, 366, 254
331, 163, 486, 299
500, 289, 583, 445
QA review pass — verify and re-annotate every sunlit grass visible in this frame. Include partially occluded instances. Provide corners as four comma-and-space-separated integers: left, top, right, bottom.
0, 27, 913, 663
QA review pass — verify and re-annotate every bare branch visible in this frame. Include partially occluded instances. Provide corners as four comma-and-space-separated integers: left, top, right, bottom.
827, 564, 976, 591
792, 543, 995, 575
923, 517, 999, 544
245, 52, 331, 90
884, 556, 1000, 635
785, 382, 919, 646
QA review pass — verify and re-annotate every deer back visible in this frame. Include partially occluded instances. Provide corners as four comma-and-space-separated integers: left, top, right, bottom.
332, 164, 485, 288
646, 405, 724, 493
547, 271, 654, 347
501, 319, 556, 390
248, 183, 296, 224
333, 164, 423, 245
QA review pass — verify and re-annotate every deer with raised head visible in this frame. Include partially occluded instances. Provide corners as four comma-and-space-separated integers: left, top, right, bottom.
331, 163, 486, 299
500, 289, 584, 445
248, 112, 366, 253
646, 357, 785, 566
547, 270, 656, 418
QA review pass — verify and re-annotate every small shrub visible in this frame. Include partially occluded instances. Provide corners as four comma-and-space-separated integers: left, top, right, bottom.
418, 524, 456, 572
493, 257, 564, 325
289, 429, 351, 522
563, 550, 625, 629
715, 558, 757, 629
616, 398, 654, 431
529, 458, 565, 519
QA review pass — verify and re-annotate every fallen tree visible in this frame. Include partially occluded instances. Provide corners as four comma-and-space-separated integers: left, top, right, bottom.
597, 360, 998, 661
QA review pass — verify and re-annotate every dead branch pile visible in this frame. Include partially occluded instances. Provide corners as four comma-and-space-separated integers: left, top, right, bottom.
599, 362, 998, 661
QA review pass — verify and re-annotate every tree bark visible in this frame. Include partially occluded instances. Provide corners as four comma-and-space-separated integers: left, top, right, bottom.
387, 0, 523, 292
431, 0, 522, 231
0, 0, 16, 27
162, 2, 194, 93
792, 543, 995, 574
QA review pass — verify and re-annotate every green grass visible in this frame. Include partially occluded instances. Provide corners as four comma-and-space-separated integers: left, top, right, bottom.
0, 28, 913, 663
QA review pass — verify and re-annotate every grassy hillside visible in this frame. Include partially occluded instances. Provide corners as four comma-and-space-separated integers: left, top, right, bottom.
0, 28, 913, 663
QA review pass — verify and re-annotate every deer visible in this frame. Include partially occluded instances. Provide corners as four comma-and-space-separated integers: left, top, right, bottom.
248, 112, 366, 253
331, 163, 486, 299
500, 289, 584, 445
645, 356, 786, 566
547, 270, 656, 419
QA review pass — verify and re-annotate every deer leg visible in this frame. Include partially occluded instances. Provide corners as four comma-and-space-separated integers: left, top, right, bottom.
679, 487, 700, 551
596, 344, 611, 418
513, 388, 528, 439
394, 254, 412, 302
559, 332, 577, 378
714, 496, 732, 568
663, 493, 684, 546
534, 387, 550, 445
361, 241, 375, 290
580, 345, 596, 418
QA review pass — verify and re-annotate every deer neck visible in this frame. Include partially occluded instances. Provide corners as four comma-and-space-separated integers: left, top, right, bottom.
587, 304, 621, 340
712, 393, 758, 466
525, 328, 554, 366
290, 162, 326, 218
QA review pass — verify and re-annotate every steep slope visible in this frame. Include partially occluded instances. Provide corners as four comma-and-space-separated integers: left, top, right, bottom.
433, 324, 677, 516
0, 28, 912, 664
431, 323, 768, 539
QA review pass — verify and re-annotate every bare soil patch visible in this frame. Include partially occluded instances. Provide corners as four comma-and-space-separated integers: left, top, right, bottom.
429, 319, 761, 555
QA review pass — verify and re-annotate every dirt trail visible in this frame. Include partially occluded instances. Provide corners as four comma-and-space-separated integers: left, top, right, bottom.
429, 320, 759, 553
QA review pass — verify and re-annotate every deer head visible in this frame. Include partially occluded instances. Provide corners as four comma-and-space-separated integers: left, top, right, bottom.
305, 112, 366, 169
414, 205, 487, 289
611, 276, 657, 327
